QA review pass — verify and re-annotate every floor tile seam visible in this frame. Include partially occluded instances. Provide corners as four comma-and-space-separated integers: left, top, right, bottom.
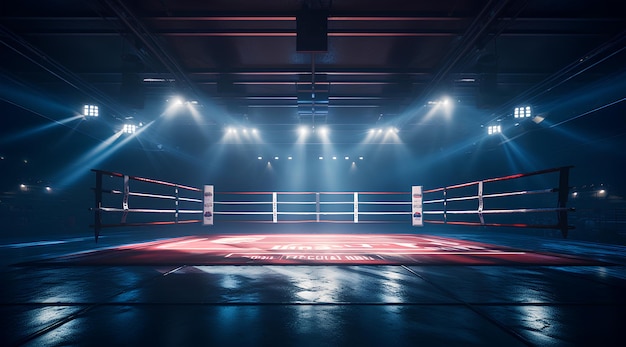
400, 265, 535, 347
11, 264, 187, 347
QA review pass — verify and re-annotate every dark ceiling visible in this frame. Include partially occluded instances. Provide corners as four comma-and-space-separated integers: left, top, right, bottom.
1, 0, 625, 164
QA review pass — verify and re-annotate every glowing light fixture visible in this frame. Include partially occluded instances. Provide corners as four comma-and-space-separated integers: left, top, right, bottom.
45, 186, 52, 192
344, 156, 349, 160
257, 156, 263, 160
83, 104, 98, 117
319, 156, 324, 160
123, 124, 137, 134
19, 184, 27, 191
487, 125, 501, 135
359, 156, 364, 160
143, 78, 175, 83
288, 156, 293, 160
169, 97, 200, 107
427, 97, 450, 106
332, 156, 337, 160
274, 156, 279, 160
226, 126, 258, 137
298, 126, 309, 136
514, 106, 532, 118
318, 126, 329, 135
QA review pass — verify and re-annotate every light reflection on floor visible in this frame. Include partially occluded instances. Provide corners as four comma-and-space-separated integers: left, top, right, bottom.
2, 228, 625, 346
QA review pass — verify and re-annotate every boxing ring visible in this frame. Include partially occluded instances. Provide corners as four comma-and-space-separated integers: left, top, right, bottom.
90, 166, 574, 242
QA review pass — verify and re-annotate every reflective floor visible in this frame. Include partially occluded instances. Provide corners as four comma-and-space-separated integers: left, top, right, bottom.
1, 224, 625, 346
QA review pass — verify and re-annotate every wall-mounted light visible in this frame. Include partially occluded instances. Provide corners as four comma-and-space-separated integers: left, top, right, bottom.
487, 125, 501, 135
514, 106, 532, 118
123, 124, 137, 134
83, 104, 98, 117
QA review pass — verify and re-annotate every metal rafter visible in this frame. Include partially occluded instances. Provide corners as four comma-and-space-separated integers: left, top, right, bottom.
101, 0, 199, 99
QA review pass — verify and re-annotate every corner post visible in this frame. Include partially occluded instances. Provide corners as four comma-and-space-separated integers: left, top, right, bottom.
557, 166, 571, 238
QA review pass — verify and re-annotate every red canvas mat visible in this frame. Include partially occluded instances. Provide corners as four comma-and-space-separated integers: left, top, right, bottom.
25, 234, 608, 266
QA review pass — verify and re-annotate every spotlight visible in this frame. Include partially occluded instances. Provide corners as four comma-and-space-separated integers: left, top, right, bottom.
344, 156, 349, 160
45, 186, 52, 192
387, 127, 398, 133
318, 126, 329, 135
369, 129, 376, 134
514, 106, 532, 118
252, 128, 258, 134
487, 125, 501, 135
319, 156, 324, 160
172, 97, 184, 106
572, 192, 578, 198
378, 128, 383, 133
427, 97, 452, 107
332, 156, 337, 160
298, 126, 309, 136
83, 104, 99, 117
274, 156, 279, 160
243, 128, 248, 134
359, 156, 364, 160
288, 156, 293, 160
123, 124, 137, 134
19, 184, 27, 191
257, 156, 263, 160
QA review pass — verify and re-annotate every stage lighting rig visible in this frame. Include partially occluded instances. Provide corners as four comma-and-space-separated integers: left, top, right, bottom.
168, 97, 199, 107
427, 97, 451, 106
514, 106, 532, 118
83, 104, 98, 117
487, 125, 501, 135
122, 124, 137, 134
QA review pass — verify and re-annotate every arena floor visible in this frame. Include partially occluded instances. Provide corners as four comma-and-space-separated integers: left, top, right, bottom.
2, 223, 624, 346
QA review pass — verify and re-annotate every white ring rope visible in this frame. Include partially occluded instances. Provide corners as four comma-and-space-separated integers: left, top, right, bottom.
92, 166, 572, 236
